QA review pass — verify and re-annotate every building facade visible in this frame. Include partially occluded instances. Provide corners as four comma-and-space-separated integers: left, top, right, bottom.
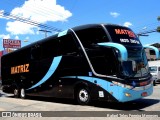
145, 43, 160, 61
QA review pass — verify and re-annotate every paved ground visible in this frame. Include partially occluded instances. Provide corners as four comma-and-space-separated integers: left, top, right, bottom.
0, 84, 159, 120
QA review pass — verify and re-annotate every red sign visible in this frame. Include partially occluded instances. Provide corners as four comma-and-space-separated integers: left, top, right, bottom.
3, 39, 21, 48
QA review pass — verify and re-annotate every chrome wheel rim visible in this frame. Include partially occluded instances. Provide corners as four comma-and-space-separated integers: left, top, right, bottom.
14, 89, 18, 96
79, 89, 89, 102
21, 89, 25, 98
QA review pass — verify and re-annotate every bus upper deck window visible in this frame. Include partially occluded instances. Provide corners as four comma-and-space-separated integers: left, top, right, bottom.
31, 44, 41, 60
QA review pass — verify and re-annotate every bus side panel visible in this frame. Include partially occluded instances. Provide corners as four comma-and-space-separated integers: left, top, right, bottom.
60, 76, 153, 102
28, 55, 90, 98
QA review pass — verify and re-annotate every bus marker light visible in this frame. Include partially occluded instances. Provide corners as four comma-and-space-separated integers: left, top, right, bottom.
140, 81, 148, 86
141, 92, 147, 97
125, 93, 131, 97
95, 83, 101, 87
110, 84, 114, 86
132, 81, 136, 87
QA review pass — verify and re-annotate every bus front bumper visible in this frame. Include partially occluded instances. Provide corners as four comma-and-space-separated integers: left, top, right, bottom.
116, 84, 153, 102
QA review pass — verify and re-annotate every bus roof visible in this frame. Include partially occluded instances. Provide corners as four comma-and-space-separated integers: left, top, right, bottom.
1, 23, 129, 57
72, 23, 125, 31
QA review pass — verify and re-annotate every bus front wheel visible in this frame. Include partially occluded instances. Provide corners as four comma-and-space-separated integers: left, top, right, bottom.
76, 87, 90, 105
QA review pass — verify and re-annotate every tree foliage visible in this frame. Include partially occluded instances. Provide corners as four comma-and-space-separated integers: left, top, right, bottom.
157, 16, 160, 32
157, 26, 160, 32
158, 16, 160, 21
151, 43, 160, 48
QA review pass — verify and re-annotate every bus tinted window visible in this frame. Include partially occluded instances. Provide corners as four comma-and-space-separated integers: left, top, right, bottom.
105, 25, 141, 46
41, 38, 59, 59
75, 27, 109, 48
31, 44, 41, 60
58, 34, 78, 55
89, 48, 118, 75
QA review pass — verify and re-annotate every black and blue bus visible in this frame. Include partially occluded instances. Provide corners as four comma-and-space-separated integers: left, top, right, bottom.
1, 24, 159, 105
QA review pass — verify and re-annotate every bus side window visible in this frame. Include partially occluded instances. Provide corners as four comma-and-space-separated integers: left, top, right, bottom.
75, 27, 110, 48
58, 34, 79, 56
41, 38, 59, 59
31, 44, 41, 60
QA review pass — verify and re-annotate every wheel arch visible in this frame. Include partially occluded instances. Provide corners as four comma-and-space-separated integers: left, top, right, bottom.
74, 81, 90, 97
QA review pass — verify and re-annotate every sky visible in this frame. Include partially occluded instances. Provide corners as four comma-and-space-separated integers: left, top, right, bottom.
0, 0, 160, 50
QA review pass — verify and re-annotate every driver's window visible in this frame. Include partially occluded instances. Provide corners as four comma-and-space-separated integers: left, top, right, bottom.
75, 27, 109, 48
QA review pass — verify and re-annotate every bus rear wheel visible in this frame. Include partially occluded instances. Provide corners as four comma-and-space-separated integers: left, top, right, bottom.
76, 87, 90, 105
14, 88, 19, 98
153, 80, 156, 86
20, 88, 26, 99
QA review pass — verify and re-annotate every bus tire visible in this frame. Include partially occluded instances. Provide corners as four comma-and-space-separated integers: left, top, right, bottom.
20, 88, 26, 99
13, 88, 20, 98
153, 80, 156, 86
76, 87, 90, 105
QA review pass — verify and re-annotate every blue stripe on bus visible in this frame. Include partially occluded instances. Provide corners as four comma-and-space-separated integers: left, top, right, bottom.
58, 30, 68, 37
97, 42, 128, 61
26, 56, 62, 90
62, 76, 153, 102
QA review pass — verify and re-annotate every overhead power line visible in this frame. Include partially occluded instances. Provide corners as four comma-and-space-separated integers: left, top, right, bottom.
4, 0, 64, 18
39, 29, 52, 38
0, 11, 62, 32
133, 22, 159, 32
0, 0, 72, 30
137, 29, 157, 38
137, 29, 157, 35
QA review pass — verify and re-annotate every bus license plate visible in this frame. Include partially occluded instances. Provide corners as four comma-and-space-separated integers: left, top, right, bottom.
141, 92, 147, 97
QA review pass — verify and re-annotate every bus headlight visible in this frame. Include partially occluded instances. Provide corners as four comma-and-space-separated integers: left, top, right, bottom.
126, 85, 133, 89
112, 81, 133, 89
125, 93, 131, 97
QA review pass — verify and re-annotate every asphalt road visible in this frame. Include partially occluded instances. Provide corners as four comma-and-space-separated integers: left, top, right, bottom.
0, 84, 159, 120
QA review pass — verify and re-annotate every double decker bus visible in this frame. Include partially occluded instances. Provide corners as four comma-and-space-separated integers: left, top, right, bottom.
1, 24, 159, 105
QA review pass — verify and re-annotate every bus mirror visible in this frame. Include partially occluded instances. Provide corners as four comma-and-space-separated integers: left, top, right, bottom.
98, 42, 128, 61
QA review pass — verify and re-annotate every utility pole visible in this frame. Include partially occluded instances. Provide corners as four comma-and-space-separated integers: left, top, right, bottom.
39, 29, 52, 38
137, 33, 149, 39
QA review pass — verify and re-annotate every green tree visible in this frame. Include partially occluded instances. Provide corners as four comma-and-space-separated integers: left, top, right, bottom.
152, 43, 160, 48
157, 16, 160, 32
157, 26, 160, 32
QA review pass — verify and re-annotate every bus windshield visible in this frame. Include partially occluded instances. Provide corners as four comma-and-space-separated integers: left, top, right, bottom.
105, 25, 149, 78
75, 25, 149, 78
121, 47, 149, 77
